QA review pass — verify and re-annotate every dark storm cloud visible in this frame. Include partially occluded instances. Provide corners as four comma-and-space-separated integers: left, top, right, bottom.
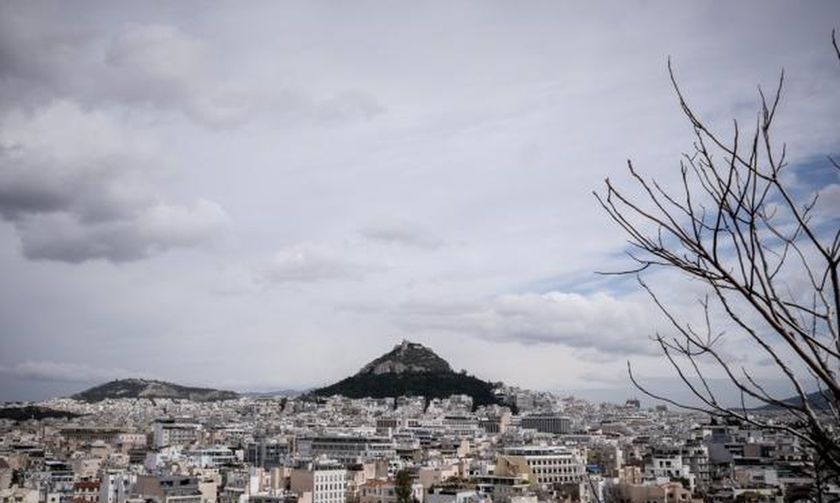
0, 172, 73, 217
0, 3, 384, 264
0, 102, 230, 262
15, 200, 228, 262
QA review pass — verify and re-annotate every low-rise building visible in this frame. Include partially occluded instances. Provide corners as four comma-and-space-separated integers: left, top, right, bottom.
496, 446, 586, 486
358, 479, 423, 503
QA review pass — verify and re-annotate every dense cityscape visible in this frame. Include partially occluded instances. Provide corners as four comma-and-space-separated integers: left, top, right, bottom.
0, 342, 826, 503
1, 3, 838, 503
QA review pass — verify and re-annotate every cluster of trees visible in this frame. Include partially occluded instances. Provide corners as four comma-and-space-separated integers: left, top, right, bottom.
311, 371, 503, 409
394, 469, 416, 503
0, 405, 82, 421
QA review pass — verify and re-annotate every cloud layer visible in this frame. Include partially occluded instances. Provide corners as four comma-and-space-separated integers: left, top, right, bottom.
396, 292, 659, 355
1, 1, 838, 401
0, 361, 139, 384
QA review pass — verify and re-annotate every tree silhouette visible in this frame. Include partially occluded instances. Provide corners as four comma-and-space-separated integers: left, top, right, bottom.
395, 469, 415, 503
595, 31, 840, 482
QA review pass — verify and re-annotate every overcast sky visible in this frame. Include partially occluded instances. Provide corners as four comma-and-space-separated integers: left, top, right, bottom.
1, 1, 838, 404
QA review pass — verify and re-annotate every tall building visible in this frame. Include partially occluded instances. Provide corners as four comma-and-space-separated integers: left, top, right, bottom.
246, 439, 290, 469
290, 462, 347, 503
99, 471, 136, 503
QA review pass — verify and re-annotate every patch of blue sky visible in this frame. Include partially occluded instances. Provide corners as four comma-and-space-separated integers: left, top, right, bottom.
788, 152, 840, 192
524, 267, 640, 296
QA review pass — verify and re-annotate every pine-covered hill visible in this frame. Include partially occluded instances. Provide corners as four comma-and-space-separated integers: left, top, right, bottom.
312, 371, 501, 407
753, 390, 831, 411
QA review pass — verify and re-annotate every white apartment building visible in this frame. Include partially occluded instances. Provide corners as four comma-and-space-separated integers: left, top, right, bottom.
644, 448, 695, 492
297, 436, 394, 464
100, 471, 136, 503
115, 433, 147, 448
153, 420, 201, 448
290, 463, 347, 503
499, 446, 586, 486
182, 447, 237, 468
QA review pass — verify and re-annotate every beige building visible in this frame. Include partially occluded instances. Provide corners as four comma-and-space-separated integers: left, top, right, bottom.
134, 475, 203, 503
346, 461, 388, 503
615, 482, 694, 503
471, 474, 530, 503
0, 460, 11, 490
359, 479, 424, 503
290, 464, 347, 503
0, 487, 38, 503
617, 466, 643, 485
418, 466, 459, 490
496, 446, 586, 486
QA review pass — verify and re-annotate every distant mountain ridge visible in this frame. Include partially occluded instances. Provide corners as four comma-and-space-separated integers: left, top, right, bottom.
309, 340, 507, 409
72, 378, 239, 402
753, 390, 832, 411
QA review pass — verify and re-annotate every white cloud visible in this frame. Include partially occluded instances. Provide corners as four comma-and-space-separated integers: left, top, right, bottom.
103, 22, 256, 127
137, 199, 230, 247
105, 23, 208, 94
398, 291, 660, 355
814, 183, 840, 223
260, 245, 377, 283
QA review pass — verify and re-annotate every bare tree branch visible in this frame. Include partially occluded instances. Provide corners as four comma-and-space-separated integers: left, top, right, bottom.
596, 39, 840, 481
